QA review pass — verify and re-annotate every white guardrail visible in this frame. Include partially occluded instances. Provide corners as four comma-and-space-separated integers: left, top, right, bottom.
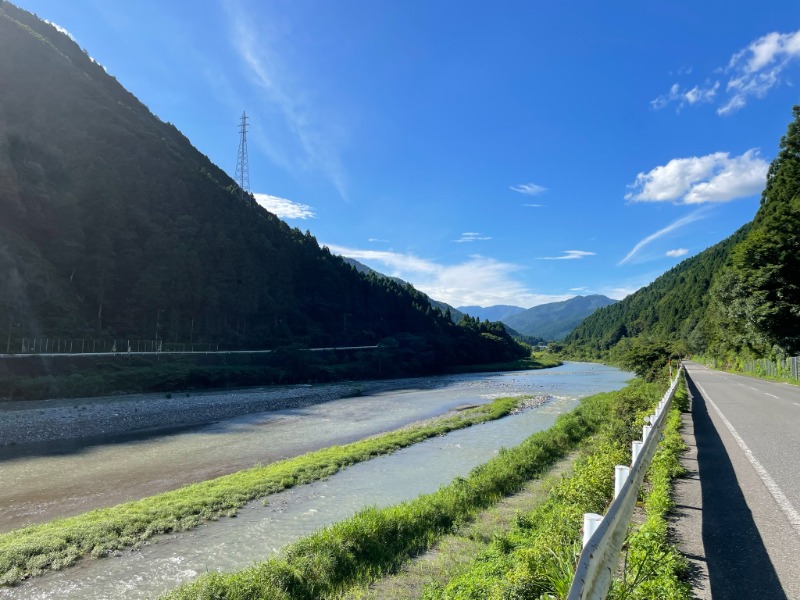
567, 365, 684, 600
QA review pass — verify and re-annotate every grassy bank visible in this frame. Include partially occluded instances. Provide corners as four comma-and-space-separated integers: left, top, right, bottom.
0, 395, 527, 585
161, 382, 657, 600
423, 379, 689, 599
0, 351, 559, 402
609, 379, 690, 599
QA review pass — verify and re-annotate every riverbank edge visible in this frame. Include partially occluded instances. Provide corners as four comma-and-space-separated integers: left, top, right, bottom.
0, 352, 562, 404
0, 394, 545, 586
0, 356, 562, 448
160, 383, 646, 600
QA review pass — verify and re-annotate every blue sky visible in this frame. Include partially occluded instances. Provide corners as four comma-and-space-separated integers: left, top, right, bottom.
16, 0, 800, 308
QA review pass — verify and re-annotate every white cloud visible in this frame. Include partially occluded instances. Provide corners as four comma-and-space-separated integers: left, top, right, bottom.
569, 287, 588, 292
253, 193, 315, 219
510, 183, 547, 196
666, 248, 689, 258
368, 238, 389, 243
652, 29, 800, 115
454, 232, 492, 243
538, 250, 596, 260
522, 203, 545, 208
651, 81, 719, 110
324, 244, 572, 308
619, 211, 705, 266
225, 6, 348, 197
625, 150, 768, 204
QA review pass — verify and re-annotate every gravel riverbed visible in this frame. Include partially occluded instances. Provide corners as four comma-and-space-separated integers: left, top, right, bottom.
0, 379, 446, 448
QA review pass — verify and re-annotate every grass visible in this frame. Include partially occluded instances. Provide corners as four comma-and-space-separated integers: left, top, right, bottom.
419, 380, 670, 599
337, 455, 578, 600
160, 383, 649, 600
0, 395, 526, 585
445, 354, 562, 375
609, 378, 691, 600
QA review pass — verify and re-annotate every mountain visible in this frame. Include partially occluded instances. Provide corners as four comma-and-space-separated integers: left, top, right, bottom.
501, 295, 617, 341
563, 234, 747, 360
564, 106, 800, 361
458, 305, 526, 322
341, 257, 466, 323
0, 2, 527, 370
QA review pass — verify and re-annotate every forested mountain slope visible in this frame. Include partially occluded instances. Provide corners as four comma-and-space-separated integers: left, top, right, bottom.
565, 106, 800, 362
503, 295, 616, 341
0, 2, 525, 367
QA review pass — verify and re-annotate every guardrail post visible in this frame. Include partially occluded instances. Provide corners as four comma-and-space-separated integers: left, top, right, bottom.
642, 425, 652, 441
582, 513, 603, 548
614, 465, 630, 499
631, 440, 643, 464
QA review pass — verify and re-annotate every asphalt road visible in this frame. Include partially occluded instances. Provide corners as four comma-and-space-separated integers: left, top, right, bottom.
681, 361, 800, 599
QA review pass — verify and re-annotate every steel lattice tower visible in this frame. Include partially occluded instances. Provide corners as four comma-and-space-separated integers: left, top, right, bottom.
235, 111, 250, 203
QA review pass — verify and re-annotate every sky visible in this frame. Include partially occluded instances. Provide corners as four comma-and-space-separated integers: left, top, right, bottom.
14, 0, 800, 308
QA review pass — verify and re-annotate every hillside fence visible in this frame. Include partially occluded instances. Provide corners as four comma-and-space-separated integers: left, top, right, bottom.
2, 337, 218, 356
741, 356, 800, 380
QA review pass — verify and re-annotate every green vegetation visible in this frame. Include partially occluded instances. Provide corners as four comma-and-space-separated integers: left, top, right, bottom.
0, 342, 552, 402
0, 395, 526, 585
161, 380, 666, 600
0, 2, 527, 383
563, 105, 800, 370
608, 381, 690, 600
422, 380, 674, 599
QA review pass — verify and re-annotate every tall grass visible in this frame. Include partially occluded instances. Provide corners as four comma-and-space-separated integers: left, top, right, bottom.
609, 379, 691, 600
161, 385, 634, 599
423, 380, 685, 599
0, 395, 523, 585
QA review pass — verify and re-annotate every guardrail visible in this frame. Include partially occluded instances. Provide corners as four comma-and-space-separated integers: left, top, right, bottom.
567, 366, 684, 600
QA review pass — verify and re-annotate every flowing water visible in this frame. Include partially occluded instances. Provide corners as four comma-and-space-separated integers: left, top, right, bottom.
0, 362, 630, 599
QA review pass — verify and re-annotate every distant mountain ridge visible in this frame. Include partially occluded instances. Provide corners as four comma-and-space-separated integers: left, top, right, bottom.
340, 258, 466, 323
458, 305, 526, 322
501, 295, 617, 341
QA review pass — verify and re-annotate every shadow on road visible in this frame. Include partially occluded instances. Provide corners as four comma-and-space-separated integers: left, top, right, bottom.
686, 373, 787, 600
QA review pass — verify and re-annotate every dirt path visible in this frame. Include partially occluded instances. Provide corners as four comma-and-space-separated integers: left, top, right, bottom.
338, 452, 578, 600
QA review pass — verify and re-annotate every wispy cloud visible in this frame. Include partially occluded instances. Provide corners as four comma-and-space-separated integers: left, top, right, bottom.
625, 150, 768, 204
324, 245, 572, 308
522, 203, 545, 208
368, 238, 390, 243
510, 183, 547, 196
619, 211, 706, 266
652, 29, 800, 115
569, 287, 588, 292
538, 250, 596, 260
225, 5, 348, 197
666, 248, 688, 258
454, 232, 492, 243
651, 81, 720, 111
253, 193, 315, 219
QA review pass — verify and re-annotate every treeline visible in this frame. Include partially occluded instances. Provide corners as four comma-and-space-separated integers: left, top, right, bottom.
562, 106, 800, 377
0, 2, 528, 376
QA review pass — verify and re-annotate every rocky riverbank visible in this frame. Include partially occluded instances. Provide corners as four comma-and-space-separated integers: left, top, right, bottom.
0, 379, 439, 448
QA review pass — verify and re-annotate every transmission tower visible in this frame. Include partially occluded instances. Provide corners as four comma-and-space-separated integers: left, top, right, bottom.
234, 110, 250, 204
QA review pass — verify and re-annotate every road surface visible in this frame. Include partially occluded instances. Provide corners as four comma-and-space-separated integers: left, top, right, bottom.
678, 361, 800, 599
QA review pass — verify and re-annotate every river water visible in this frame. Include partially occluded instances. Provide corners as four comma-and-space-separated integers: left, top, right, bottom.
0, 362, 630, 599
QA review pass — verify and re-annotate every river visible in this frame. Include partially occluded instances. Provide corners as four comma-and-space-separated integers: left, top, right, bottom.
0, 362, 630, 599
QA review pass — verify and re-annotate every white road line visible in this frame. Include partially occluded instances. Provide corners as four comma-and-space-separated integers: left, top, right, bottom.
794, 403, 800, 407
750, 386, 760, 392
765, 393, 779, 399
696, 381, 800, 538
